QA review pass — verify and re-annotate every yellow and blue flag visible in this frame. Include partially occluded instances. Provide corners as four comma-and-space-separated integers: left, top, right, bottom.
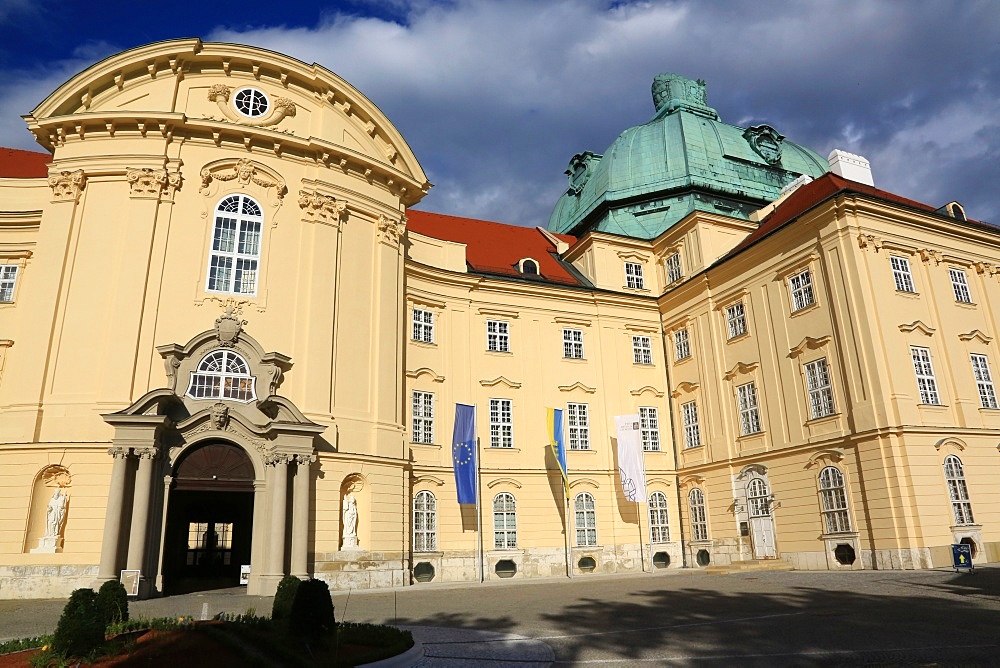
547, 407, 569, 499
452, 403, 477, 504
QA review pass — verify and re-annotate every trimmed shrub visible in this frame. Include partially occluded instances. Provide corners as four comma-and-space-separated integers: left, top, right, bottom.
271, 574, 301, 623
289, 578, 335, 640
52, 588, 104, 657
96, 579, 129, 627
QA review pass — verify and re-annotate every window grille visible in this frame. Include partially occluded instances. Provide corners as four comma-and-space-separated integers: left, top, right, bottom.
890, 256, 915, 293
575, 492, 597, 546
0, 264, 17, 302
411, 391, 434, 444
736, 382, 762, 435
746, 478, 772, 518
674, 329, 691, 360
639, 406, 660, 451
493, 492, 517, 549
726, 302, 747, 339
633, 336, 652, 365
950, 268, 972, 303
413, 491, 437, 552
187, 350, 256, 402
234, 87, 269, 117
789, 269, 815, 311
971, 354, 998, 409
490, 398, 513, 448
910, 346, 940, 404
625, 262, 644, 289
681, 401, 701, 448
648, 491, 671, 543
206, 194, 262, 296
689, 488, 708, 541
665, 253, 682, 284
563, 329, 584, 359
487, 320, 510, 352
943, 455, 975, 526
819, 467, 851, 533
567, 403, 590, 450
412, 308, 434, 343
805, 358, 836, 418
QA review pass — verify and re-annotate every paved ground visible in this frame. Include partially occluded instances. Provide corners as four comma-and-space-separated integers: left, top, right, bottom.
2, 566, 999, 665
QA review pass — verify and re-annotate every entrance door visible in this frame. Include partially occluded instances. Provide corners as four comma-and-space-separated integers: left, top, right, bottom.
746, 477, 776, 558
163, 441, 255, 595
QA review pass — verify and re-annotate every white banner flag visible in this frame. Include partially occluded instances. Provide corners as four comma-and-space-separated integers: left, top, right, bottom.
614, 415, 647, 503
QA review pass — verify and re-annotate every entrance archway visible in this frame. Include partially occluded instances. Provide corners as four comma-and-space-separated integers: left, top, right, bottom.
164, 441, 255, 595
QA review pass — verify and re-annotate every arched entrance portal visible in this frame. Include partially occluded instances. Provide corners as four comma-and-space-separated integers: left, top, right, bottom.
164, 441, 255, 595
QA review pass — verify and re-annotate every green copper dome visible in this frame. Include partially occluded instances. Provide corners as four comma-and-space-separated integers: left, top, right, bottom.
547, 73, 829, 239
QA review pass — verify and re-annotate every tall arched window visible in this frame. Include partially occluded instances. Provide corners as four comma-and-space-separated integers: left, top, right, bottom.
689, 488, 708, 541
943, 455, 975, 525
413, 491, 437, 552
574, 492, 597, 546
818, 467, 851, 533
186, 350, 256, 402
746, 477, 771, 518
648, 491, 670, 543
207, 194, 263, 295
493, 492, 517, 549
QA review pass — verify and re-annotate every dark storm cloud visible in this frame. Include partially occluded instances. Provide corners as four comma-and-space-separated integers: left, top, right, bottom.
2, 1, 997, 226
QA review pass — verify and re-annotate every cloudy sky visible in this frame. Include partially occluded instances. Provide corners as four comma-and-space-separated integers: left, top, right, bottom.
1, 1, 997, 227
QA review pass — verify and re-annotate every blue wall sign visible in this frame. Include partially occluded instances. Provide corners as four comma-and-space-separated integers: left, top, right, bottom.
951, 543, 973, 570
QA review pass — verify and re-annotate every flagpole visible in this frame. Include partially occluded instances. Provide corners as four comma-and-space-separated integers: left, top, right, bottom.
565, 495, 572, 579
475, 406, 484, 584
637, 500, 647, 573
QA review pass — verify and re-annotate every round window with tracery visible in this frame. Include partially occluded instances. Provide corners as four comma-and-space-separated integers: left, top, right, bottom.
233, 88, 269, 118
186, 350, 257, 402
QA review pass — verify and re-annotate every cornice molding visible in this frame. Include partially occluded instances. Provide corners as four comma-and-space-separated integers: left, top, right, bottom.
631, 385, 665, 398
558, 382, 597, 394
789, 335, 832, 359
898, 320, 936, 336
480, 376, 522, 390
958, 330, 992, 344
723, 361, 759, 381
405, 367, 445, 383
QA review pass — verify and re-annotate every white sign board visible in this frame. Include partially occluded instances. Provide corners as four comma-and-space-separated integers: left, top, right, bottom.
239, 564, 251, 585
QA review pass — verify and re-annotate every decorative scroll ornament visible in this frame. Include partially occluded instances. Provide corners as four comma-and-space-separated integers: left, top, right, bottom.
207, 84, 297, 127
199, 158, 287, 201
743, 124, 785, 165
215, 305, 246, 347
377, 214, 406, 246
298, 190, 347, 225
48, 170, 86, 201
126, 167, 167, 198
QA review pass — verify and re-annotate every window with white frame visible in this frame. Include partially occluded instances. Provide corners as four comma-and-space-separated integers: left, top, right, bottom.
943, 455, 974, 526
910, 346, 940, 405
487, 320, 510, 352
234, 87, 269, 118
411, 390, 434, 444
648, 491, 671, 543
563, 328, 584, 359
725, 302, 747, 339
0, 265, 18, 302
412, 308, 434, 343
206, 194, 263, 295
493, 492, 517, 549
639, 406, 661, 451
805, 358, 835, 419
186, 350, 256, 402
567, 403, 590, 450
674, 328, 691, 361
736, 382, 762, 435
681, 401, 701, 448
819, 467, 851, 533
789, 269, 815, 312
625, 261, 644, 289
413, 490, 437, 552
574, 492, 598, 546
665, 253, 682, 284
950, 267, 973, 303
971, 354, 998, 409
890, 255, 915, 293
689, 488, 708, 541
489, 398, 513, 448
633, 335, 653, 365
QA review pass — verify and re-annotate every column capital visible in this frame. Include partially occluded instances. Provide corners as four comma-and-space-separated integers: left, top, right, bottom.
265, 452, 292, 467
108, 446, 130, 459
135, 448, 158, 461
294, 453, 317, 466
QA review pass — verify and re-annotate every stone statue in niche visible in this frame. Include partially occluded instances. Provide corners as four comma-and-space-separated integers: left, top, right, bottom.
32, 487, 68, 553
342, 490, 359, 550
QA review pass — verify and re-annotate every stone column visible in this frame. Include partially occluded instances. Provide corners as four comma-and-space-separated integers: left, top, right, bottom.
126, 449, 156, 573
154, 475, 173, 592
267, 454, 290, 578
98, 447, 131, 581
291, 454, 315, 579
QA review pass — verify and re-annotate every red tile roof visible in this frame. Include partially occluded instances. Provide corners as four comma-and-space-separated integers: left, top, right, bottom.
406, 209, 582, 285
726, 173, 992, 259
0, 147, 50, 178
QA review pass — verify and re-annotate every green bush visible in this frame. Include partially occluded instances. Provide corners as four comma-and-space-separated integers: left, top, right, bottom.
51, 588, 104, 658
96, 579, 129, 627
289, 578, 335, 640
271, 574, 301, 622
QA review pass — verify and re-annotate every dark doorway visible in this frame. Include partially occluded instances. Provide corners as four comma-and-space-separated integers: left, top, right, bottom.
163, 441, 255, 595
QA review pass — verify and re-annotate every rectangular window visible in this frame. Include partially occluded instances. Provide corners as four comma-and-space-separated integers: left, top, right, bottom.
674, 329, 691, 361
563, 328, 584, 359
681, 401, 701, 448
567, 403, 590, 450
805, 358, 836, 419
487, 320, 510, 352
910, 346, 940, 405
625, 261, 644, 289
890, 255, 915, 293
412, 308, 434, 343
0, 265, 18, 302
665, 253, 682, 284
632, 336, 653, 365
971, 354, 998, 409
411, 391, 434, 444
950, 268, 973, 303
639, 406, 661, 452
789, 269, 815, 312
726, 302, 747, 339
490, 398, 513, 448
737, 382, 762, 435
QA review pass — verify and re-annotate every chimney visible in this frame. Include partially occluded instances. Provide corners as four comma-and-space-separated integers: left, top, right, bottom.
827, 149, 874, 186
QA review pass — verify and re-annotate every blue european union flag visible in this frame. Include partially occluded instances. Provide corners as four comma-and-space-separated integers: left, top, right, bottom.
452, 404, 477, 504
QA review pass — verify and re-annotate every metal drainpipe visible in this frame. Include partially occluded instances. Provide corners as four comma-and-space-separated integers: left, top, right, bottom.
657, 317, 688, 568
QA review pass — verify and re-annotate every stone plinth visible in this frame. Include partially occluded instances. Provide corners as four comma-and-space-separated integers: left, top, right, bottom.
29, 536, 61, 554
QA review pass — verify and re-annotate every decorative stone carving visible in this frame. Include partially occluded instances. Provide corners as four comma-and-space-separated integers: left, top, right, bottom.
135, 448, 157, 460
48, 170, 85, 201
162, 353, 182, 391
264, 452, 292, 466
207, 84, 297, 127
211, 403, 230, 430
260, 363, 284, 396
743, 125, 784, 165
377, 214, 405, 246
918, 248, 943, 265
342, 490, 358, 549
126, 167, 168, 198
199, 158, 287, 201
294, 453, 317, 465
31, 487, 68, 554
857, 233, 884, 252
215, 306, 246, 347
298, 190, 347, 225
108, 446, 129, 459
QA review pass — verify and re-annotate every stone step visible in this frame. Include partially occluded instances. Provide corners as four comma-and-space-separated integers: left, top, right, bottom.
703, 559, 794, 575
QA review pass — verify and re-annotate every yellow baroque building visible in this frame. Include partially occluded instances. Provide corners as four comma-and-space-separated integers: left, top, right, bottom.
0, 40, 997, 599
